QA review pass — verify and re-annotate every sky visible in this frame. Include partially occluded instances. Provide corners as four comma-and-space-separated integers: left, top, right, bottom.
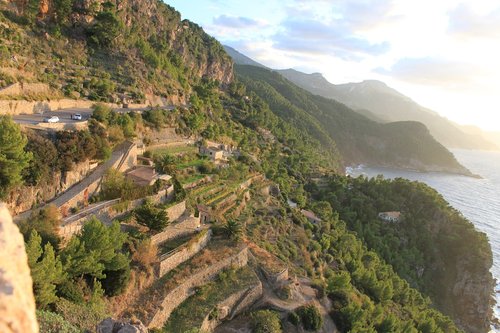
167, 0, 500, 132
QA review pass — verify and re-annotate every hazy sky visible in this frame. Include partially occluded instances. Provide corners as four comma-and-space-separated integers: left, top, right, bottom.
167, 0, 500, 131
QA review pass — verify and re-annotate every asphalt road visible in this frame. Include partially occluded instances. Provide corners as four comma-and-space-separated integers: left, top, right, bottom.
12, 105, 177, 125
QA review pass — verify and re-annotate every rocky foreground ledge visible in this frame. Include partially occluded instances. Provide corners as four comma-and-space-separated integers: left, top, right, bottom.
0, 203, 39, 333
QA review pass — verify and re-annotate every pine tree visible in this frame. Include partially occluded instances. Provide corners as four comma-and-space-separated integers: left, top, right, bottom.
0, 116, 32, 198
26, 231, 66, 308
61, 218, 130, 295
134, 200, 169, 232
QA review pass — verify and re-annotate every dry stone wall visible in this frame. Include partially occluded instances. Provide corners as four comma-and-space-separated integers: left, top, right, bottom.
59, 187, 172, 240
147, 247, 249, 329
150, 215, 200, 245
165, 200, 187, 222
158, 230, 212, 277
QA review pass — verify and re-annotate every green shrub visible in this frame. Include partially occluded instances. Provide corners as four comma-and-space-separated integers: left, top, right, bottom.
54, 297, 108, 332
251, 310, 282, 333
134, 199, 170, 232
37, 310, 80, 333
288, 311, 300, 326
296, 304, 323, 331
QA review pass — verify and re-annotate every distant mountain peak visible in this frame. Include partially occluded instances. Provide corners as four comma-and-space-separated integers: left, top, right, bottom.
223, 45, 268, 69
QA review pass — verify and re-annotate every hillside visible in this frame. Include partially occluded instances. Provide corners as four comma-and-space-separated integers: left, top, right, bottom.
223, 45, 268, 69
277, 69, 498, 150
0, 1, 494, 333
236, 65, 473, 175
0, 0, 232, 105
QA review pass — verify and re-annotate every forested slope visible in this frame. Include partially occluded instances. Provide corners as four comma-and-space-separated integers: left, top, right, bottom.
236, 65, 472, 175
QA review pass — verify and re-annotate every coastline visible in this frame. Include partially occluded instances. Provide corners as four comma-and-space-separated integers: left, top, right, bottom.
346, 149, 500, 332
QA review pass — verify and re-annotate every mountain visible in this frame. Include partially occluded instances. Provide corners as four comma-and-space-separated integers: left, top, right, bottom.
235, 65, 472, 176
277, 69, 498, 150
0, 1, 493, 332
0, 0, 232, 105
223, 45, 268, 69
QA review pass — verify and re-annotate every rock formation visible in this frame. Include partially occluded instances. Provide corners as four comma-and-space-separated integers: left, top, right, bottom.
0, 203, 39, 333
97, 318, 148, 333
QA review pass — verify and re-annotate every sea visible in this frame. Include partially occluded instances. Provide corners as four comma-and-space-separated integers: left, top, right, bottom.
346, 149, 500, 332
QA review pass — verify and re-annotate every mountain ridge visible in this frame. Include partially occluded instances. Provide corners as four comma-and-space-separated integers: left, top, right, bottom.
276, 68, 498, 150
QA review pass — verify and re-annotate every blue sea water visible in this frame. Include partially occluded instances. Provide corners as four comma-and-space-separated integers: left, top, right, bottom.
346, 149, 500, 332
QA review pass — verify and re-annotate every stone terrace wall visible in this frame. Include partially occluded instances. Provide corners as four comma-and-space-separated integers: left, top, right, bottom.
200, 281, 263, 333
261, 267, 289, 286
165, 200, 187, 222
147, 247, 249, 329
183, 175, 213, 190
158, 230, 212, 277
150, 215, 200, 246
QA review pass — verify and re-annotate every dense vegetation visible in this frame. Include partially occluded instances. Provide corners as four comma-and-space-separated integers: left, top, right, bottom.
308, 175, 493, 331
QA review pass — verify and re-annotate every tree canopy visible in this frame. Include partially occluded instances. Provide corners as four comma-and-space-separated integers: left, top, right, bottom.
0, 115, 31, 198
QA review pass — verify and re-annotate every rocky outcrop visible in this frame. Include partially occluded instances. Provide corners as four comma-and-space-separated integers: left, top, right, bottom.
0, 203, 39, 333
97, 318, 148, 333
116, 0, 233, 85
7, 159, 97, 215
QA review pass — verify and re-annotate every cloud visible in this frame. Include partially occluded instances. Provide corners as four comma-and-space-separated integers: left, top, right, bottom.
213, 15, 267, 29
272, 17, 390, 60
448, 4, 500, 39
376, 57, 492, 90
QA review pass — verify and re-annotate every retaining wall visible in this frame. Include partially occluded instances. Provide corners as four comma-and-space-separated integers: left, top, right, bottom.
158, 230, 212, 277
0, 98, 149, 116
262, 267, 289, 286
150, 215, 200, 245
147, 247, 249, 329
199, 281, 263, 333
165, 200, 186, 222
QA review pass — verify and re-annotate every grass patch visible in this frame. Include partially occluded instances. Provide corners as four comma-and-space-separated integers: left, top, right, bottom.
159, 233, 193, 255
177, 158, 206, 170
179, 173, 206, 185
151, 145, 198, 156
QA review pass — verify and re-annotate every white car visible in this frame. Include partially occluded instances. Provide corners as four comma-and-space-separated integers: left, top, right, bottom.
71, 113, 82, 120
43, 116, 60, 123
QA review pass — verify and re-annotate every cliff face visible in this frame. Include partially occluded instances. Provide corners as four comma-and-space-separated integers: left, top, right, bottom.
0, 203, 38, 333
450, 257, 493, 332
430, 212, 494, 333
7, 159, 95, 215
112, 0, 233, 85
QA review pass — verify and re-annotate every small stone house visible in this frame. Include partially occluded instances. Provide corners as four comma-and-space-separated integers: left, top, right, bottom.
197, 204, 212, 223
199, 146, 225, 162
378, 211, 401, 223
